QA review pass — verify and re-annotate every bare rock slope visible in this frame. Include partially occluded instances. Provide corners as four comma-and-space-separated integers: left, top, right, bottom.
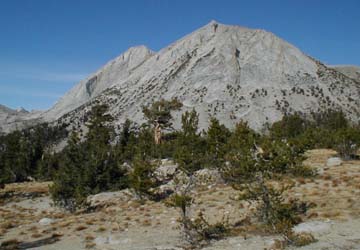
2, 21, 360, 132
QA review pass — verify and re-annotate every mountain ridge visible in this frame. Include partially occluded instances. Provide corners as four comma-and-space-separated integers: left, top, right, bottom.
330, 65, 360, 83
0, 104, 42, 133
1, 21, 359, 133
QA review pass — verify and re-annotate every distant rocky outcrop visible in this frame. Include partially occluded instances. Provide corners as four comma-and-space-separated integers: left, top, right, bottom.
0, 104, 42, 133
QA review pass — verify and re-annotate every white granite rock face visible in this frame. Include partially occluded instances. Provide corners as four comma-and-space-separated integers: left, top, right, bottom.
2, 21, 360, 132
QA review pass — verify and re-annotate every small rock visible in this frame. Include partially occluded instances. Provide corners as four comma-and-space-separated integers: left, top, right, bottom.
194, 168, 223, 185
326, 157, 342, 167
293, 220, 331, 234
122, 162, 132, 171
95, 235, 122, 245
26, 176, 36, 182
39, 218, 54, 226
156, 181, 175, 196
87, 189, 133, 208
316, 168, 325, 175
154, 160, 178, 182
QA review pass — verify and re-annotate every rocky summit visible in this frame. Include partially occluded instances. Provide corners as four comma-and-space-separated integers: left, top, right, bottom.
1, 21, 360, 132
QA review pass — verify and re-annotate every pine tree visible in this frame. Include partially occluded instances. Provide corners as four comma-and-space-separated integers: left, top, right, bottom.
270, 113, 307, 140
174, 109, 206, 174
50, 131, 85, 211
181, 109, 199, 137
36, 150, 60, 181
119, 119, 133, 150
206, 117, 231, 168
333, 126, 360, 160
117, 119, 138, 162
128, 155, 157, 199
142, 98, 182, 144
1, 131, 32, 182
135, 125, 157, 160
312, 109, 348, 130
86, 104, 114, 145
82, 104, 127, 195
223, 122, 310, 228
223, 121, 259, 182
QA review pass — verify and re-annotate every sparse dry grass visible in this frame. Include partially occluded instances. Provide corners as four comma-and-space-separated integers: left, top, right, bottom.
96, 226, 106, 232
52, 213, 66, 219
58, 220, 73, 228
85, 219, 94, 225
142, 219, 151, 226
0, 228, 7, 236
0, 181, 51, 195
75, 225, 87, 231
287, 149, 360, 220
0, 221, 17, 231
84, 234, 95, 241
31, 232, 43, 238
85, 242, 96, 249
322, 174, 332, 180
297, 177, 306, 185
0, 238, 21, 249
51, 232, 64, 238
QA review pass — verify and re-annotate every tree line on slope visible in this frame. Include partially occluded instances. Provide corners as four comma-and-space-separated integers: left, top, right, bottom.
0, 100, 359, 211
0, 123, 68, 186
1, 100, 359, 247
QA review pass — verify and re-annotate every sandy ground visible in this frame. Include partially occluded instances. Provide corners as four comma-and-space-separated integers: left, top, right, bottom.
1, 149, 360, 250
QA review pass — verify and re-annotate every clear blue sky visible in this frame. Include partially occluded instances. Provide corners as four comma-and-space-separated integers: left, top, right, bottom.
1, 0, 359, 110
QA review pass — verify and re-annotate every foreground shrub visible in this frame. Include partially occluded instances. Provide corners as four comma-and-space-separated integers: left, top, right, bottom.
289, 231, 317, 246
190, 212, 230, 242
239, 177, 309, 227
128, 157, 157, 200
166, 193, 229, 248
333, 126, 360, 160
